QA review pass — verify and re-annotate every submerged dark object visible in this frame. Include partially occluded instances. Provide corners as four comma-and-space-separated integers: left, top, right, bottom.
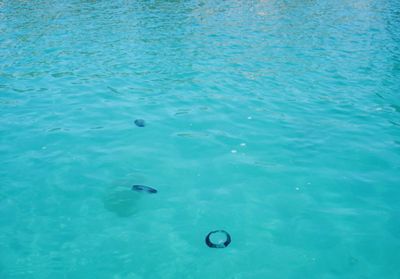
132, 184, 157, 194
134, 119, 146, 127
205, 230, 231, 248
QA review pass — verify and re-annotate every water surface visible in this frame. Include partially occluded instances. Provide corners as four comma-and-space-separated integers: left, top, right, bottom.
1, 0, 400, 278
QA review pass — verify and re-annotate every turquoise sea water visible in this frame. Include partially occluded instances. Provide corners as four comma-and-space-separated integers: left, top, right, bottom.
1, 0, 400, 278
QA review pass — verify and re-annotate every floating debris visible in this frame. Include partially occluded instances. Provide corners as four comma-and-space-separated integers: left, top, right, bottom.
134, 119, 146, 127
132, 184, 157, 194
205, 230, 231, 248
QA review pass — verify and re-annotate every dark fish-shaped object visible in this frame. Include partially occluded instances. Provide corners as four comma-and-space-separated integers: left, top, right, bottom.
134, 119, 146, 127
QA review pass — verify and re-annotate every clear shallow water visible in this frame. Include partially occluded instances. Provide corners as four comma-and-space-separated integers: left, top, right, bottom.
1, 0, 400, 277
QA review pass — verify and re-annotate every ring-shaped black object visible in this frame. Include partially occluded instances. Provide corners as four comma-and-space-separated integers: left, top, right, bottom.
205, 230, 231, 248
132, 184, 157, 194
